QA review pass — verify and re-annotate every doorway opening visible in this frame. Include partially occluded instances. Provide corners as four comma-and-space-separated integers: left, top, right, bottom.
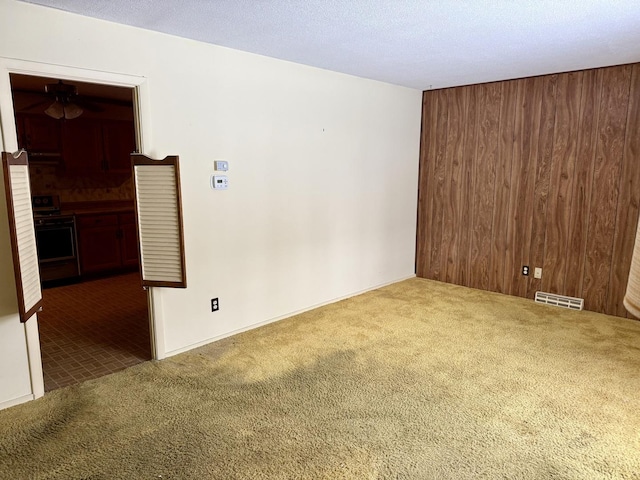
9, 73, 152, 392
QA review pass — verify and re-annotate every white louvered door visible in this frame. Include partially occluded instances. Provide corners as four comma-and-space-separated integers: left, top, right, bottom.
131, 154, 186, 288
2, 151, 43, 322
624, 218, 640, 318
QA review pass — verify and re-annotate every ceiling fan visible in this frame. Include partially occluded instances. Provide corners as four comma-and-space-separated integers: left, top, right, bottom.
21, 80, 104, 120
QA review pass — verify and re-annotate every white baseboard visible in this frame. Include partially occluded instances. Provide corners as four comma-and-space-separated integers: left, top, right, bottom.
164, 274, 416, 358
0, 393, 34, 411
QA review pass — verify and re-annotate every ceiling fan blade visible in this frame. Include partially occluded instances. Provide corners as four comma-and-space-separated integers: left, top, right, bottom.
75, 98, 104, 112
20, 99, 50, 111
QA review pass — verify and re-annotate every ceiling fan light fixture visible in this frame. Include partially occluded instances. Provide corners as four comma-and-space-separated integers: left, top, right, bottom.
44, 101, 64, 119
63, 103, 83, 119
43, 81, 84, 119
44, 100, 83, 119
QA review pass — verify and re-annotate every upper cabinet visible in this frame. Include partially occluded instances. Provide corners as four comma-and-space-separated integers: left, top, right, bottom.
11, 81, 136, 174
63, 118, 136, 174
101, 120, 137, 174
15, 113, 62, 160
12, 82, 136, 174
62, 119, 103, 173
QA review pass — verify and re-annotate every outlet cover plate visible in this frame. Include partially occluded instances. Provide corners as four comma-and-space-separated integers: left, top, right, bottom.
211, 298, 219, 312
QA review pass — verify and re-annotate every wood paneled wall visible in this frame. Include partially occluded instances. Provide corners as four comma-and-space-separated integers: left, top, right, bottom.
416, 63, 640, 317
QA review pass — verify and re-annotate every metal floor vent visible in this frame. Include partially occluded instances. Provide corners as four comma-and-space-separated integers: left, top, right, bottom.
535, 291, 584, 311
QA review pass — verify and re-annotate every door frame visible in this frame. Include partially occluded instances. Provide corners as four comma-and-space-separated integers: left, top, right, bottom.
0, 58, 166, 398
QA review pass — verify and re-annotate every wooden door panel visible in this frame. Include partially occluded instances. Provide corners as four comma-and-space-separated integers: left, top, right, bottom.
21, 114, 61, 154
120, 221, 139, 267
102, 120, 136, 174
62, 119, 102, 173
78, 224, 121, 273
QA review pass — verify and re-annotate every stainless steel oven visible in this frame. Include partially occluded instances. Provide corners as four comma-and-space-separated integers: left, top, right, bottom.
32, 195, 80, 282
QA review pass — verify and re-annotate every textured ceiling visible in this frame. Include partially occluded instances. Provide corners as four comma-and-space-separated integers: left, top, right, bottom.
18, 0, 640, 90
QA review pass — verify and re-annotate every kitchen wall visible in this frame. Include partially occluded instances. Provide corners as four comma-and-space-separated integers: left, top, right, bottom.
416, 63, 640, 317
0, 0, 421, 408
29, 164, 133, 203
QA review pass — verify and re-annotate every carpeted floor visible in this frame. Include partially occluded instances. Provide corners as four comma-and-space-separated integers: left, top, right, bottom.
1, 278, 640, 479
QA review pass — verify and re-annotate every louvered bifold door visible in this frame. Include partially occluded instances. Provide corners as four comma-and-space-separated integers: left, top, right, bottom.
624, 217, 640, 318
131, 154, 187, 288
2, 151, 43, 322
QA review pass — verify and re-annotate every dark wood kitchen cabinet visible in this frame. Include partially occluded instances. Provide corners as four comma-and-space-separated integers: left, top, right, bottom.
102, 120, 136, 174
62, 119, 103, 173
77, 212, 139, 275
77, 214, 121, 273
62, 118, 135, 174
119, 212, 139, 267
15, 113, 62, 158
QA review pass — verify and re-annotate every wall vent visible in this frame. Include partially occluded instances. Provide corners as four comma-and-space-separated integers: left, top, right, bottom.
535, 291, 584, 311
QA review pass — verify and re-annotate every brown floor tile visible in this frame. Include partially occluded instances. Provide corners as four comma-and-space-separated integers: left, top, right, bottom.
38, 272, 152, 392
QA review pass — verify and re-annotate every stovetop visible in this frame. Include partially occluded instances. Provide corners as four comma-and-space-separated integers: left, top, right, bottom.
32, 194, 64, 216
34, 210, 62, 217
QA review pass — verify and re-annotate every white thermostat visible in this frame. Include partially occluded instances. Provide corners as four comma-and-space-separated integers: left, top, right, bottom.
211, 175, 229, 190
214, 160, 229, 171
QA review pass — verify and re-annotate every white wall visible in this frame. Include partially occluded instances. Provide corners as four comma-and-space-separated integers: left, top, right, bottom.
0, 0, 421, 405
0, 166, 34, 407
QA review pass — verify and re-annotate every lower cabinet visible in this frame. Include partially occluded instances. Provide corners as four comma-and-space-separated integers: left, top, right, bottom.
119, 213, 139, 267
77, 212, 139, 275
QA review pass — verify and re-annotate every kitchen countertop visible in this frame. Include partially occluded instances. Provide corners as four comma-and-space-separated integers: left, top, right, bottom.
62, 200, 135, 216
72, 207, 135, 216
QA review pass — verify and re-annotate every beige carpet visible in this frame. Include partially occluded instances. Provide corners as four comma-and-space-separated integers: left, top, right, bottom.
1, 278, 640, 479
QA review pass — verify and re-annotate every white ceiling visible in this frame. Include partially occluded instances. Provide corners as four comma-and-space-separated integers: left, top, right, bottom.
19, 0, 640, 90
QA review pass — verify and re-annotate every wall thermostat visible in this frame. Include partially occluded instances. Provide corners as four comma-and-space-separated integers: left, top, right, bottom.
214, 160, 229, 171
211, 175, 229, 190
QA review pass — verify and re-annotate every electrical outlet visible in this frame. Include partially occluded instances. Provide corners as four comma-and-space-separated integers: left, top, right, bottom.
522, 265, 529, 276
534, 267, 542, 279
211, 298, 219, 312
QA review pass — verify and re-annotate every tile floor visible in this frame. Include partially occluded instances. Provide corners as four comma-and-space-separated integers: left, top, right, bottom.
38, 272, 152, 392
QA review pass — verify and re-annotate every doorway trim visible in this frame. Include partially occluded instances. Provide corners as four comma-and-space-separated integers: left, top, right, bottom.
0, 57, 165, 399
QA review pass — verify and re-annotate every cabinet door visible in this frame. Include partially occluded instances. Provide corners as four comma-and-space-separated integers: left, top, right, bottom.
119, 213, 139, 267
120, 223, 139, 267
18, 114, 62, 155
102, 120, 136, 174
62, 119, 103, 173
77, 215, 121, 273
